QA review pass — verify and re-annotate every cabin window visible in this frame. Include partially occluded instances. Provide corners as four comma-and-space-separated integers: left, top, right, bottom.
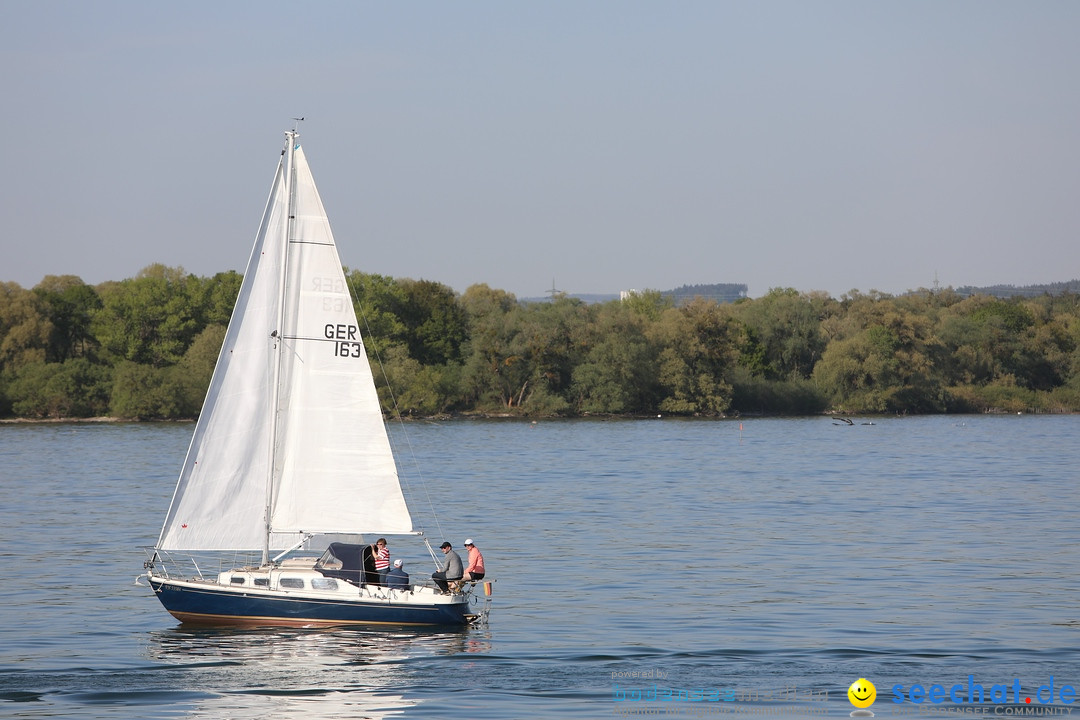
230, 576, 246, 585
280, 578, 305, 589
312, 578, 338, 591
253, 577, 269, 587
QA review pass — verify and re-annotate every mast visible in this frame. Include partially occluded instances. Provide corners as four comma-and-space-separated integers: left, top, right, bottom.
262, 129, 298, 564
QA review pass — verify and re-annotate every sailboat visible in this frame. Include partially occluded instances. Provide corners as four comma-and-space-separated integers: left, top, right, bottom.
140, 128, 479, 627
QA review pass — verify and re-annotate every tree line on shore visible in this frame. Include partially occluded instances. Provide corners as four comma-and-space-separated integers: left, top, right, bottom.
2, 264, 1079, 420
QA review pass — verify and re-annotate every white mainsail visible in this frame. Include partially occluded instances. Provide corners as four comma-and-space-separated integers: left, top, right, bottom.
157, 133, 413, 552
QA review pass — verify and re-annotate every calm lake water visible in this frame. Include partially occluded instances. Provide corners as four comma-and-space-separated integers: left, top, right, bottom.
1, 415, 1078, 719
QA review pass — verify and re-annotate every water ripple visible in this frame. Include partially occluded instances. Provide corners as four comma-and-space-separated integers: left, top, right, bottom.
2, 416, 1079, 718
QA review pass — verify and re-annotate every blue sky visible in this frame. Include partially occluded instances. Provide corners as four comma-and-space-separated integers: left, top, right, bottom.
4, 2, 1079, 299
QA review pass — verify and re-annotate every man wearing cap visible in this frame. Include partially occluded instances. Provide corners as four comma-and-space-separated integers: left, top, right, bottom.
386, 559, 410, 590
462, 538, 485, 582
431, 542, 463, 593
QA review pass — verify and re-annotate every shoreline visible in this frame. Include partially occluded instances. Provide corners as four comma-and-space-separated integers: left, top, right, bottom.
0, 416, 192, 424
0, 408, 1073, 425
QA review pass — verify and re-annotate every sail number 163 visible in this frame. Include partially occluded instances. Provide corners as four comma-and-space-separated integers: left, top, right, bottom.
325, 324, 362, 359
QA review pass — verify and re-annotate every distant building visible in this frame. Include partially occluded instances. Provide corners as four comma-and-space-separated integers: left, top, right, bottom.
528, 283, 749, 305
953, 280, 1080, 299
664, 283, 748, 305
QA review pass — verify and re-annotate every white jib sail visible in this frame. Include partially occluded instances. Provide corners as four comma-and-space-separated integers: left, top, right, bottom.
157, 134, 413, 552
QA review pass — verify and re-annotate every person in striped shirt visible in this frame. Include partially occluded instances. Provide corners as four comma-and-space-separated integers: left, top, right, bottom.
372, 538, 390, 586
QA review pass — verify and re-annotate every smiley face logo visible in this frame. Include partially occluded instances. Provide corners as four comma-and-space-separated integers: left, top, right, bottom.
848, 678, 876, 709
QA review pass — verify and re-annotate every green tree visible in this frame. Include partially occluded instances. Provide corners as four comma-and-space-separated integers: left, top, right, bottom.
620, 289, 673, 321
571, 301, 660, 413
727, 364, 827, 415
515, 295, 589, 413
459, 284, 531, 410
375, 344, 460, 416
188, 271, 243, 328
397, 278, 468, 366
92, 265, 203, 367
346, 271, 409, 357
173, 324, 227, 416
937, 296, 1056, 391
33, 275, 102, 362
732, 288, 831, 379
813, 308, 945, 413
0, 282, 51, 372
9, 359, 112, 418
109, 361, 187, 419
348, 272, 469, 415
653, 298, 738, 415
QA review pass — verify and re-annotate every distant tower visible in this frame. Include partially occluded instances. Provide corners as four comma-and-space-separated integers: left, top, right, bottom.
546, 278, 563, 299
933, 271, 940, 292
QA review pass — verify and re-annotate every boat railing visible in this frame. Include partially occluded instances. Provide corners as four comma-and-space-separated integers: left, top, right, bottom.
141, 547, 264, 580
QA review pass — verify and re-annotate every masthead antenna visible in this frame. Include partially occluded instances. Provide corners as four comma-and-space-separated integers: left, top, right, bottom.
291, 116, 305, 133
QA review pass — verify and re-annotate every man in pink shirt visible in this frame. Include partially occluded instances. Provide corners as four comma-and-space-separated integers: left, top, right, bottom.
462, 538, 485, 581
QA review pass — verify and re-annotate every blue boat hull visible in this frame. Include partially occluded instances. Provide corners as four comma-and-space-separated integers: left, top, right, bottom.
149, 578, 471, 627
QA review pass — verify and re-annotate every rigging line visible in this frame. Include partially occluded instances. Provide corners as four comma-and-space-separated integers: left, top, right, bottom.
423, 537, 440, 569
352, 276, 447, 542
